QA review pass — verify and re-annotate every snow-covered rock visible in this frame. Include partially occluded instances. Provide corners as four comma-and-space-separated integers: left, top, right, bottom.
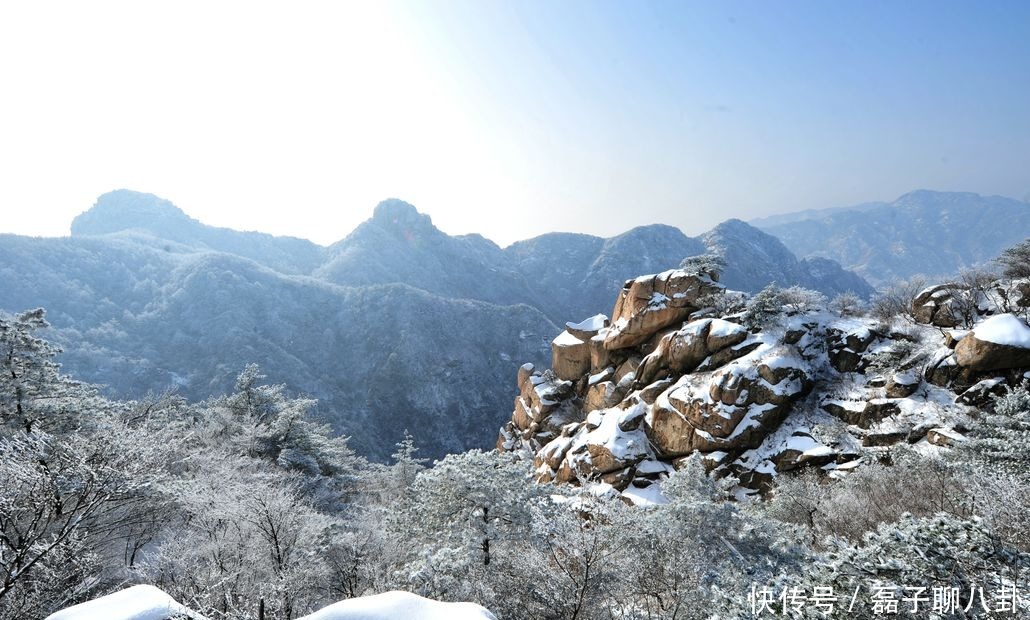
955, 313, 1030, 371
500, 266, 1002, 494
551, 330, 591, 381
636, 318, 748, 384
297, 591, 496, 620
45, 585, 206, 620
604, 269, 722, 350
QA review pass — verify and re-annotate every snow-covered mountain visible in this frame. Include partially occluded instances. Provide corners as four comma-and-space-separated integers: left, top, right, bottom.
755, 190, 1030, 285
0, 190, 871, 459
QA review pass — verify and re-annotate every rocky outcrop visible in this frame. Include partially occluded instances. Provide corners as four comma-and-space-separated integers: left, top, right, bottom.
551, 330, 592, 381
604, 270, 723, 350
647, 355, 812, 456
826, 323, 880, 373
500, 268, 1006, 499
912, 284, 962, 328
635, 318, 749, 384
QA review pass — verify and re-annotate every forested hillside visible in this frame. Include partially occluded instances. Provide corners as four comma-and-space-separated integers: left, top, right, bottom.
5, 239, 1030, 619
756, 190, 1030, 285
0, 190, 871, 459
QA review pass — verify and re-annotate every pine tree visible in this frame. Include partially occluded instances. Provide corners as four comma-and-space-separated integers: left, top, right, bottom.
0, 309, 67, 432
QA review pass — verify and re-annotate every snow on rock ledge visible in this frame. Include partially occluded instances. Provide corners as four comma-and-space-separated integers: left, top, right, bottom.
45, 585, 207, 620
297, 591, 497, 620
955, 313, 1030, 372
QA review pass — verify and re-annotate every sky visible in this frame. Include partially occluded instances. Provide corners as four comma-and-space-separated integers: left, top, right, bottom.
0, 0, 1028, 246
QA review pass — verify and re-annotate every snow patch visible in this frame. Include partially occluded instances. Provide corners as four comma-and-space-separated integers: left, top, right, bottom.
45, 585, 205, 620
622, 484, 669, 506
553, 330, 585, 347
972, 313, 1030, 349
566, 314, 608, 332
297, 591, 497, 620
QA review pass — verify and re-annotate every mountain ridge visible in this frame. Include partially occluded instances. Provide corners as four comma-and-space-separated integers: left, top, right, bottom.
1, 190, 877, 458
754, 190, 1030, 285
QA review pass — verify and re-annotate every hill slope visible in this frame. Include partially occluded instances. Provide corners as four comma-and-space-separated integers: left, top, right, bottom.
756, 190, 1030, 285
0, 191, 872, 458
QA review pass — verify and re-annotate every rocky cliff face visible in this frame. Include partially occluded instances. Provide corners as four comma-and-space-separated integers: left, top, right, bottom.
499, 264, 1030, 500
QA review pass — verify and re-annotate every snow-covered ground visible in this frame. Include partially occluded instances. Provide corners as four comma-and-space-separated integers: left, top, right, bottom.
45, 587, 497, 620
44, 585, 206, 620
297, 591, 497, 620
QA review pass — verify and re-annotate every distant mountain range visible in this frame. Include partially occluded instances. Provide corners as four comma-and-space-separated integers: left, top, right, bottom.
1, 190, 875, 458
753, 190, 1030, 285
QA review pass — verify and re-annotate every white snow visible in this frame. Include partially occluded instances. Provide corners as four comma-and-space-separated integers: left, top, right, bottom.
635, 459, 674, 475
972, 313, 1030, 348
622, 483, 669, 506
566, 314, 608, 332
784, 435, 835, 458
45, 585, 205, 620
707, 318, 746, 339
553, 330, 585, 347
890, 371, 920, 386
588, 368, 613, 386
647, 292, 670, 309
947, 329, 969, 343
297, 591, 497, 620
585, 403, 651, 462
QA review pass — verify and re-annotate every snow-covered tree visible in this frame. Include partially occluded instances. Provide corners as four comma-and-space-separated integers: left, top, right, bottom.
780, 286, 827, 314
680, 253, 727, 281
996, 238, 1030, 279
829, 290, 864, 317
385, 450, 547, 607
0, 309, 74, 433
870, 275, 926, 323
742, 284, 784, 331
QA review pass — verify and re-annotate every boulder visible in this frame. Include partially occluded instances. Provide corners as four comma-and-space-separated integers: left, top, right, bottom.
520, 373, 574, 423
636, 318, 748, 385
927, 427, 967, 447
565, 314, 609, 340
513, 397, 534, 431
771, 433, 837, 472
604, 269, 722, 351
826, 324, 878, 373
862, 429, 907, 447
551, 330, 591, 381
585, 380, 619, 412
954, 314, 1030, 372
698, 339, 761, 371
885, 372, 920, 398
955, 377, 1007, 408
637, 378, 675, 404
600, 467, 636, 491
613, 356, 641, 385
536, 435, 576, 471
584, 405, 651, 473
588, 333, 611, 372
821, 400, 866, 426
912, 283, 962, 327
924, 349, 963, 388
517, 363, 535, 390
944, 330, 968, 349
861, 399, 902, 427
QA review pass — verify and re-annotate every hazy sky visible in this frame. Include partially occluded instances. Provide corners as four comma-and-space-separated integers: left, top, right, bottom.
1, 1, 1028, 246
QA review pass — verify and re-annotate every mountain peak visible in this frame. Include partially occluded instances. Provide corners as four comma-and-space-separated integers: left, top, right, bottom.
372, 198, 433, 229
71, 190, 195, 237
